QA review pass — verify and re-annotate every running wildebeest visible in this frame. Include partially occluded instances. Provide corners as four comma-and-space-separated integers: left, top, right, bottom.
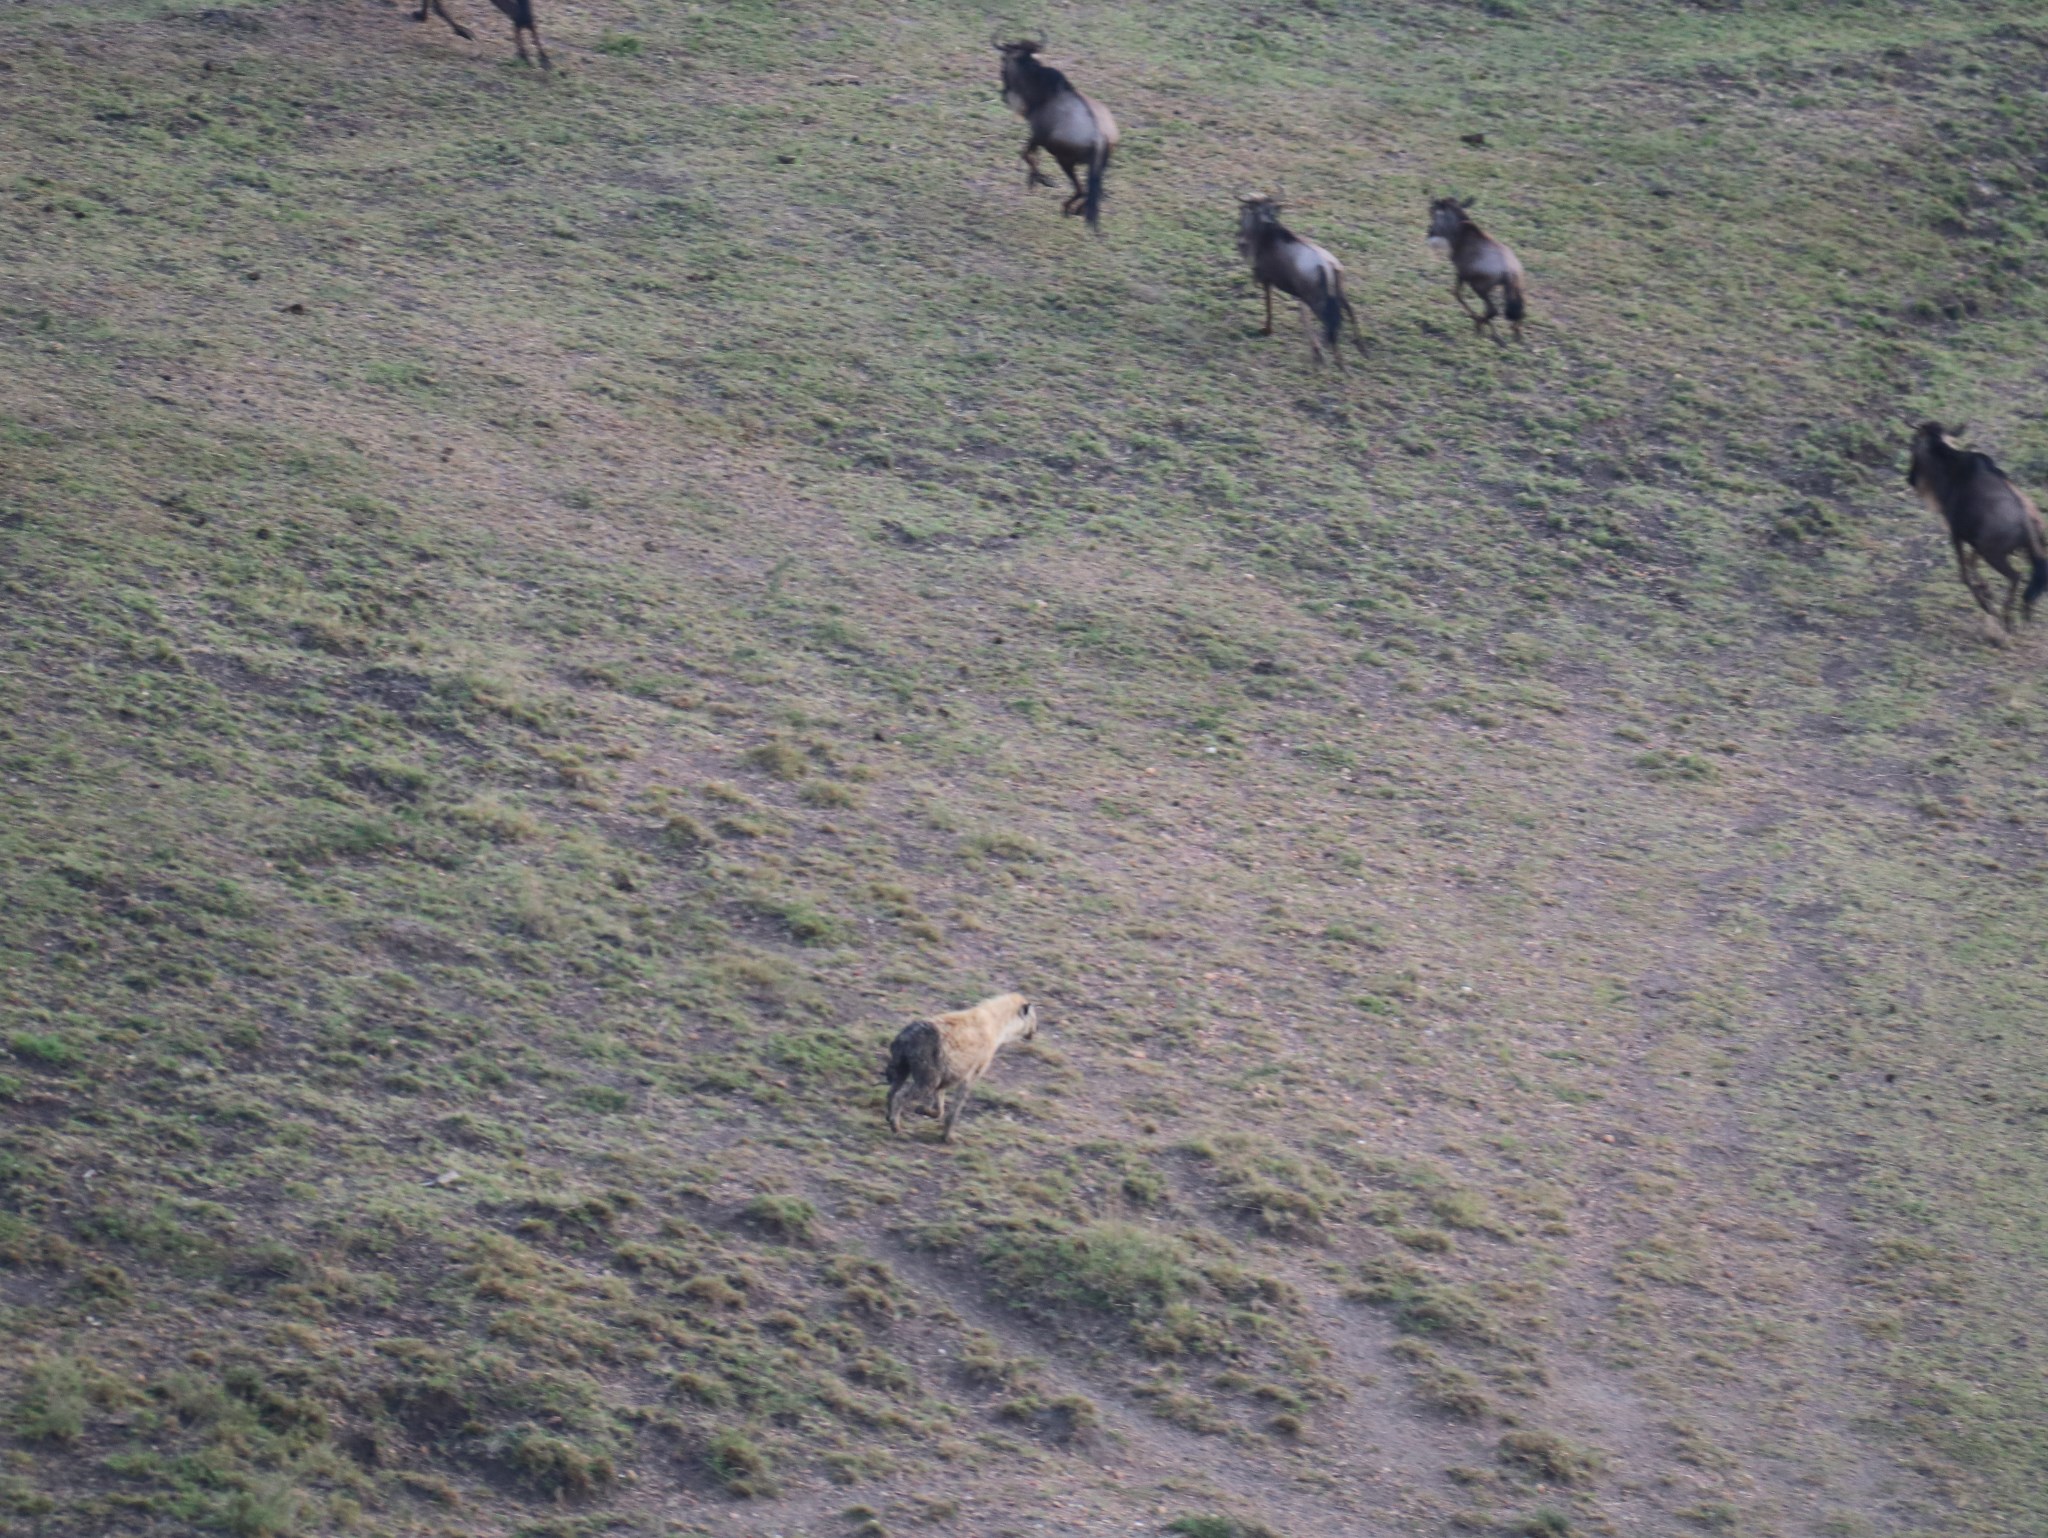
996, 36, 1118, 230
1427, 196, 1525, 343
1906, 422, 2048, 634
884, 992, 1038, 1143
1237, 196, 1366, 367
415, 0, 550, 69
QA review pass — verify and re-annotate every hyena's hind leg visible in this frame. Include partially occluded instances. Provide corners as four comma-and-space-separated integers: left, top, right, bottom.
886, 1079, 913, 1135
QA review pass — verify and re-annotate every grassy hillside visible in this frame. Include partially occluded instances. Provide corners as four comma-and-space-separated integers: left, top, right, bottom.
4, 1, 2047, 1535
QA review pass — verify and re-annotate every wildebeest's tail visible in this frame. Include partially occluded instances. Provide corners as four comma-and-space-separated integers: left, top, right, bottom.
884, 1019, 942, 1088
1083, 142, 1109, 230
1502, 275, 1526, 325
1318, 279, 1344, 351
2025, 549, 2048, 619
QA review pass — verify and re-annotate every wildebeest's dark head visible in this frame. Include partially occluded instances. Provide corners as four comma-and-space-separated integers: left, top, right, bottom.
1427, 196, 1471, 245
1237, 195, 1283, 257
997, 36, 1062, 110
1907, 421, 1963, 486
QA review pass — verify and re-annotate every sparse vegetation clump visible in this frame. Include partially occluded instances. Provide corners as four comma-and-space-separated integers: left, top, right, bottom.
497, 1427, 619, 1498
1166, 1518, 1283, 1538
744, 1193, 819, 1243
981, 1221, 1198, 1319
1184, 1133, 1341, 1236
1346, 1255, 1503, 1345
12, 1356, 88, 1444
1394, 1339, 1494, 1421
1500, 1429, 1603, 1485
704, 1427, 777, 1497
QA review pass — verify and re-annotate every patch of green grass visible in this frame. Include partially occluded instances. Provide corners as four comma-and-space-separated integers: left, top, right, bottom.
744, 892, 846, 946
1679, 1501, 1739, 1531
8, 1031, 81, 1069
743, 1194, 818, 1243
798, 780, 860, 809
981, 1221, 1196, 1318
218, 1475, 311, 1538
1393, 1339, 1493, 1421
1185, 1133, 1340, 1237
496, 1427, 618, 1499
1166, 1519, 1282, 1538
1346, 1256, 1503, 1345
704, 1428, 776, 1498
742, 740, 809, 781
12, 1357, 88, 1443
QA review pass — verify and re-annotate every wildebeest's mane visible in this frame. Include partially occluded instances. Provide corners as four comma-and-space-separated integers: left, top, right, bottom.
1003, 49, 1073, 109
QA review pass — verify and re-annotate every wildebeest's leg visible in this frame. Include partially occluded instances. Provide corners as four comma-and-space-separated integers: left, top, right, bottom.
1295, 299, 1326, 365
417, 0, 475, 39
1057, 154, 1086, 215
511, 18, 550, 66
1451, 276, 1484, 323
1954, 542, 2000, 620
940, 1083, 975, 1142
1022, 143, 1055, 190
1475, 281, 1504, 343
1984, 548, 2024, 631
1342, 296, 1368, 358
1261, 285, 1274, 337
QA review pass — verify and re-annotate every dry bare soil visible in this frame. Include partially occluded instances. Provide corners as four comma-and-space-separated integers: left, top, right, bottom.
4, 3, 2047, 1536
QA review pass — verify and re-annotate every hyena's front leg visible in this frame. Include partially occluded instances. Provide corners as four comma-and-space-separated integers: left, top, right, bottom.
940, 1084, 975, 1142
